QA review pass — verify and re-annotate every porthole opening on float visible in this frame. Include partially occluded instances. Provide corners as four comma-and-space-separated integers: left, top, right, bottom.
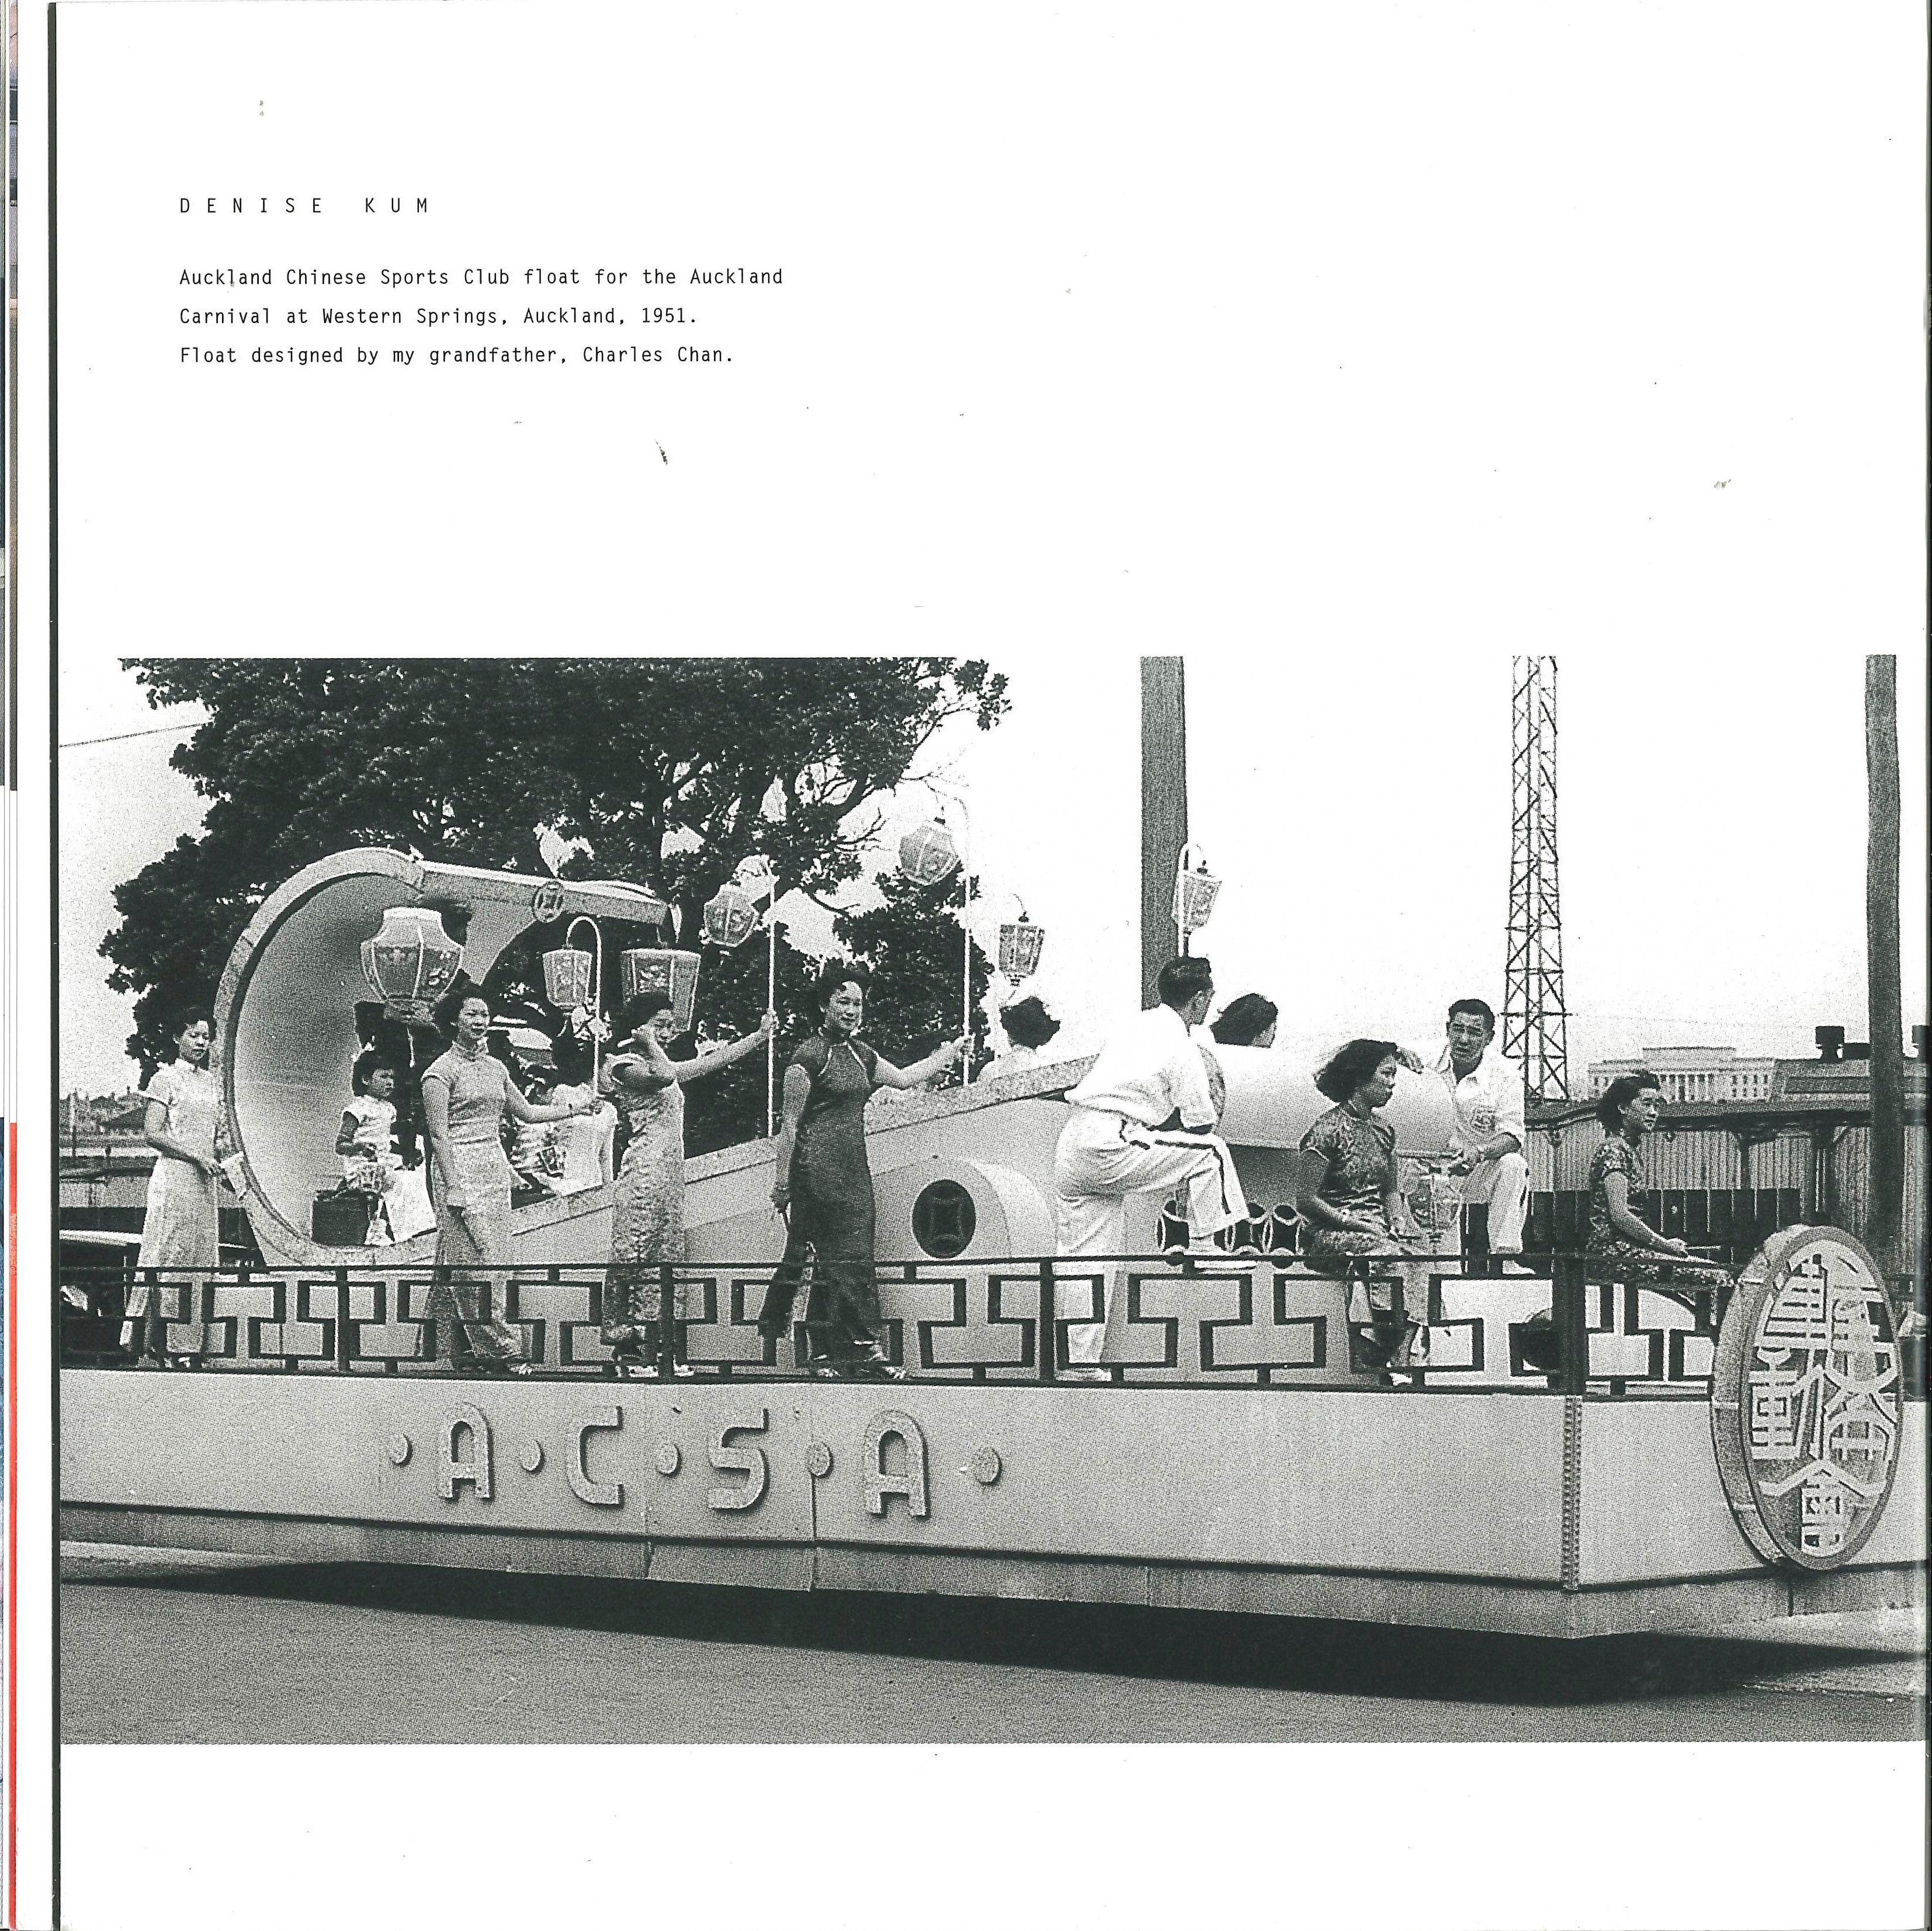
911, 1178, 976, 1259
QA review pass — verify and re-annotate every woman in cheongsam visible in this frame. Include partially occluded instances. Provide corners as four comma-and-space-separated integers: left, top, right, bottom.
123, 1008, 228, 1367
756, 963, 966, 1380
1586, 1074, 1732, 1303
601, 992, 775, 1377
421, 989, 592, 1376
1295, 1037, 1432, 1377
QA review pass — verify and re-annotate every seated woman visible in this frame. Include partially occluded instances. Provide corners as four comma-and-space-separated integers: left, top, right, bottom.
1586, 1074, 1732, 1306
335, 1050, 436, 1244
1295, 1037, 1432, 1376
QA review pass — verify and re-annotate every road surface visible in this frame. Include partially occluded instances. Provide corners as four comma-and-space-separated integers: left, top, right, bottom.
59, 1542, 1924, 1745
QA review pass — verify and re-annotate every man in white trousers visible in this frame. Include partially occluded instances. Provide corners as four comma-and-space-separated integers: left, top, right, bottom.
1402, 997, 1528, 1262
1053, 956, 1249, 1378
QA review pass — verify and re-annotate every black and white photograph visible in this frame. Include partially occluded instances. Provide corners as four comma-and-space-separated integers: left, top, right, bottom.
8, 4, 1928, 1928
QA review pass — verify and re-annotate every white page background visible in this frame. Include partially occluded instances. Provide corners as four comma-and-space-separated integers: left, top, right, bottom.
18, 2, 1929, 1927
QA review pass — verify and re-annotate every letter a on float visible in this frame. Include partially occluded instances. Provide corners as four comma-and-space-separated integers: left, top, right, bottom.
439, 1402, 494, 1501
863, 1410, 930, 1519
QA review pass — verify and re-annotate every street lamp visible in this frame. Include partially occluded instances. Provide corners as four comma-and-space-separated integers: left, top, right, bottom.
540, 915, 605, 1089
1172, 841, 1221, 955
997, 895, 1047, 982
896, 798, 974, 1085
619, 944, 703, 1034
897, 817, 960, 887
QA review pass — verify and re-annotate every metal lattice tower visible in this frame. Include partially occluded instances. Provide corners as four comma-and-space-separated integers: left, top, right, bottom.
1503, 657, 1571, 1103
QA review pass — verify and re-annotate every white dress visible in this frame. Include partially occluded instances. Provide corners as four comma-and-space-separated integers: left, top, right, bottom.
341, 1094, 436, 1244
550, 1083, 616, 1194
129, 1059, 221, 1319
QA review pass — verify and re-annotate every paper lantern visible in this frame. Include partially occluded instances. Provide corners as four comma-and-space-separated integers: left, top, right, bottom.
897, 818, 960, 887
1173, 856, 1222, 935
360, 907, 464, 1016
702, 882, 761, 949
620, 947, 702, 1032
997, 914, 1046, 981
541, 945, 595, 1010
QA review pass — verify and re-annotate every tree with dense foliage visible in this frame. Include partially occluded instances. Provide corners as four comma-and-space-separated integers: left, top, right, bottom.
105, 658, 1009, 1150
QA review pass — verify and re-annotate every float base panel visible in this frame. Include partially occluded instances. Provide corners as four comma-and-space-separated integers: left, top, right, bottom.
60, 1371, 1926, 1638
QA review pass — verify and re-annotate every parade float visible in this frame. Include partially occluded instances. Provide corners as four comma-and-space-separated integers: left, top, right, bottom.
60, 832, 1924, 1639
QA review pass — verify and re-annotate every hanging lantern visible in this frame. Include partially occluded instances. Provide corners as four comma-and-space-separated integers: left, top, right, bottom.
1172, 847, 1222, 936
541, 945, 595, 1010
620, 947, 703, 1032
702, 881, 761, 949
998, 912, 1047, 981
360, 907, 464, 1021
897, 817, 960, 887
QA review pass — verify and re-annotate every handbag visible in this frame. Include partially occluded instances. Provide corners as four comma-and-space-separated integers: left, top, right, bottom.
311, 1182, 375, 1245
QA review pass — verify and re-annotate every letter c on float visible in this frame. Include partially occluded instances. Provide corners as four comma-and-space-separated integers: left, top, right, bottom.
568, 1405, 625, 1509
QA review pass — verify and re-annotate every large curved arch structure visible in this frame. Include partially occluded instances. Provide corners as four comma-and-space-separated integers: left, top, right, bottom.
214, 848, 667, 1270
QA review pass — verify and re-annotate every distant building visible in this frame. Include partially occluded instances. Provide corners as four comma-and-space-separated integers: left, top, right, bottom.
1534, 1047, 1928, 1275
1586, 1046, 1777, 1105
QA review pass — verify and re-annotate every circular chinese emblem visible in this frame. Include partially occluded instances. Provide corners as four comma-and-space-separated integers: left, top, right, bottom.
531, 880, 568, 925
1710, 1227, 1903, 1571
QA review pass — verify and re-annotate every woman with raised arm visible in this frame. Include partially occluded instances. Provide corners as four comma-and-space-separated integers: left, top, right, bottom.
421, 988, 594, 1376
124, 1008, 229, 1368
757, 963, 966, 1380
601, 993, 777, 1377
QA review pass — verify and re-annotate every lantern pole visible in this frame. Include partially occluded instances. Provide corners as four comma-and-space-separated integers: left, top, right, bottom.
902, 779, 976, 1085
746, 862, 781, 1136
928, 793, 973, 1085
563, 915, 603, 1089
959, 800, 973, 1082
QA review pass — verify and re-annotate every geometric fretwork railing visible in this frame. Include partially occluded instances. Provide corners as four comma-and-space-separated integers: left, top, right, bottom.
51, 1253, 1878, 1399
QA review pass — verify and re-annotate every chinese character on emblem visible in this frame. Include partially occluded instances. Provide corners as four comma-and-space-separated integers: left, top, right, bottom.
1711, 1230, 1905, 1571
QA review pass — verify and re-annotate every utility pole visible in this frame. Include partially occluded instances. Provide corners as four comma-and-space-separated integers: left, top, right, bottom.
1140, 657, 1187, 1008
1503, 657, 1571, 1104
1864, 655, 1903, 1269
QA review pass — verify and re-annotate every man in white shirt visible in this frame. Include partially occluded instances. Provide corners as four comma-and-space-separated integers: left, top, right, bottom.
1053, 956, 1249, 1377
1404, 998, 1528, 1258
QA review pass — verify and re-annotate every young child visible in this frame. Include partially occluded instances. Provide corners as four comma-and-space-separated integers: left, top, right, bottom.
335, 1051, 437, 1244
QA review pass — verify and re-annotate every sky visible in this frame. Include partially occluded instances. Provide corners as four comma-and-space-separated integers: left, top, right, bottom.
58, 642, 1926, 1095
46, 2, 1926, 1096
19, 10, 1931, 1930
